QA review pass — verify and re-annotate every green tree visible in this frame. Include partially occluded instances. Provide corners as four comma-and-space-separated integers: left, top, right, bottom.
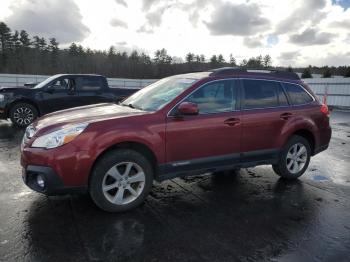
154, 48, 172, 64
185, 52, 195, 63
210, 55, 218, 67
229, 54, 236, 66
48, 38, 59, 72
217, 54, 225, 64
287, 66, 293, 72
344, 67, 350, 77
301, 68, 312, 78
19, 30, 31, 47
0, 22, 12, 69
322, 67, 332, 78
263, 54, 272, 67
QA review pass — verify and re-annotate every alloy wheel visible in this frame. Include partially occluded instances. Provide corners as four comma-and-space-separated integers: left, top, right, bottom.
102, 162, 146, 205
286, 143, 308, 174
13, 107, 34, 126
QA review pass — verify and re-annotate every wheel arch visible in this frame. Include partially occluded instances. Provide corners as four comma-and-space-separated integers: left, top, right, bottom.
288, 129, 316, 155
89, 141, 158, 185
6, 99, 41, 118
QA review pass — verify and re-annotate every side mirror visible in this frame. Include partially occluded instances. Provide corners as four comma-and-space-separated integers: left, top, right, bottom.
177, 102, 199, 116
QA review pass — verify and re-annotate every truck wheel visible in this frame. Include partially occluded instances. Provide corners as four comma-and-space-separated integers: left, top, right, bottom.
89, 149, 154, 212
272, 135, 311, 180
9, 103, 38, 127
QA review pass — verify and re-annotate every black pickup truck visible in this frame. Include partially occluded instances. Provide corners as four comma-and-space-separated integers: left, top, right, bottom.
0, 74, 139, 127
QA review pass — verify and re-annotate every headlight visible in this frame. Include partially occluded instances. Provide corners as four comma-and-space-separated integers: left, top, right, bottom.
31, 123, 88, 149
0, 94, 4, 102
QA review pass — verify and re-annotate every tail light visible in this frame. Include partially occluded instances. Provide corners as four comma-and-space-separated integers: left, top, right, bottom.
320, 103, 329, 116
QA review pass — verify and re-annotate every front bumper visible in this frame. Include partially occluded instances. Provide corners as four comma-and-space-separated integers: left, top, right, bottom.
22, 165, 87, 195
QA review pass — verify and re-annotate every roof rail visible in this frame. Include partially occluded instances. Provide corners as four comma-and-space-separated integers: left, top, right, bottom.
209, 67, 300, 80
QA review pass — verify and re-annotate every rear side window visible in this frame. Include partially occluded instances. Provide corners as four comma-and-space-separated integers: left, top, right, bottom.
77, 77, 103, 91
242, 80, 280, 109
283, 83, 313, 105
186, 80, 237, 113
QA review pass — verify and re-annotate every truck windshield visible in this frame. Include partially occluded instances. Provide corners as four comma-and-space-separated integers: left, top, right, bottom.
121, 76, 197, 111
33, 75, 60, 89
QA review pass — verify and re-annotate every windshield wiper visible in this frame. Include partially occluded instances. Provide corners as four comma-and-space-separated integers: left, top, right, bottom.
121, 103, 143, 110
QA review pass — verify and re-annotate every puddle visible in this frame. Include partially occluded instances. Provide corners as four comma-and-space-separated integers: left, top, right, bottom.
311, 175, 330, 182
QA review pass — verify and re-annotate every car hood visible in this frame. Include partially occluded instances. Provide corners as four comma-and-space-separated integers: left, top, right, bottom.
0, 86, 30, 92
33, 103, 149, 134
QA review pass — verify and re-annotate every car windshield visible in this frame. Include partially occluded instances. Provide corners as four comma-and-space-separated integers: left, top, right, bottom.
121, 76, 198, 111
33, 75, 60, 89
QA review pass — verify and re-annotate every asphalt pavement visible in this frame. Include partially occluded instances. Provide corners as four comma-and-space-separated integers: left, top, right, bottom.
0, 110, 349, 262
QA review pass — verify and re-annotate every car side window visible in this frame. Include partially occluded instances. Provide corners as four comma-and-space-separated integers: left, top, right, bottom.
242, 80, 280, 109
185, 80, 236, 114
283, 83, 313, 105
49, 78, 74, 92
77, 77, 103, 91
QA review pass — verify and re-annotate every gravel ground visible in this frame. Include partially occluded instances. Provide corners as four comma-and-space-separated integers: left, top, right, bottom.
0, 110, 349, 262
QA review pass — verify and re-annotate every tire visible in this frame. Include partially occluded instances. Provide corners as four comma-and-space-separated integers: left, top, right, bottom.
9, 102, 38, 127
272, 135, 311, 180
89, 149, 154, 212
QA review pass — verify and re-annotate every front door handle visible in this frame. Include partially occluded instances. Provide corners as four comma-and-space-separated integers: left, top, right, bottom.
224, 118, 240, 126
280, 112, 293, 120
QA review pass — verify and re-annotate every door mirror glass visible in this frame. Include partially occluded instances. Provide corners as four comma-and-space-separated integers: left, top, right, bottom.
177, 102, 199, 115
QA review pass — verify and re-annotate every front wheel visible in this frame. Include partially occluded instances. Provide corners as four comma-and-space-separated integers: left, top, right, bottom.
89, 149, 154, 212
9, 103, 38, 127
272, 135, 311, 180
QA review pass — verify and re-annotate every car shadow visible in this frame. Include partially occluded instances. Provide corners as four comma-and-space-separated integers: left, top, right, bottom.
25, 172, 318, 262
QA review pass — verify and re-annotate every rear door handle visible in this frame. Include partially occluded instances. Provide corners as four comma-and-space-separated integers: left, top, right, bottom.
280, 112, 293, 120
224, 118, 240, 126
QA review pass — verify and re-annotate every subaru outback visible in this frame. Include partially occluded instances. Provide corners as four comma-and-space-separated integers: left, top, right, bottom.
21, 68, 332, 212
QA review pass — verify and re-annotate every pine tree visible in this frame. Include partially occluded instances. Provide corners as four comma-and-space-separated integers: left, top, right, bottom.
185, 52, 194, 63
301, 68, 312, 78
322, 67, 332, 78
229, 54, 236, 66
263, 54, 272, 67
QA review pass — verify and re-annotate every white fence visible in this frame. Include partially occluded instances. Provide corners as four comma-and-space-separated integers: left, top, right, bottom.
0, 73, 157, 89
0, 73, 349, 107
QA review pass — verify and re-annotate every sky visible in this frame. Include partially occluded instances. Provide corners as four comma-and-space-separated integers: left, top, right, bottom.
0, 0, 349, 67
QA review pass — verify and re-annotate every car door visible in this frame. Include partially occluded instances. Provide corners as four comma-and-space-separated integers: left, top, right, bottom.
76, 76, 110, 106
240, 79, 290, 159
41, 76, 79, 113
165, 79, 241, 172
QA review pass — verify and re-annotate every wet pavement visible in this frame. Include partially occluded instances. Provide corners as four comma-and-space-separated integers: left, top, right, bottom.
0, 111, 350, 262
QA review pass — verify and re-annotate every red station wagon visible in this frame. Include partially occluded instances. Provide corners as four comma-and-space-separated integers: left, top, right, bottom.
21, 68, 332, 212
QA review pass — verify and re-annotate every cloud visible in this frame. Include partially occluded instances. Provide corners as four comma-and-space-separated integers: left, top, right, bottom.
115, 0, 127, 7
137, 25, 154, 34
5, 0, 89, 44
278, 51, 300, 61
243, 36, 264, 48
289, 28, 336, 45
142, 0, 162, 11
275, 0, 327, 34
110, 18, 128, 28
330, 19, 350, 29
205, 2, 270, 36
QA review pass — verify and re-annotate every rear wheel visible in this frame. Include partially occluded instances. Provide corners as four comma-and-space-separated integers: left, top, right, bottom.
273, 135, 311, 180
9, 103, 38, 127
89, 149, 154, 212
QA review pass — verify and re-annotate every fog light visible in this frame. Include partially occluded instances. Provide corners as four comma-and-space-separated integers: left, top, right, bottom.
36, 175, 45, 188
